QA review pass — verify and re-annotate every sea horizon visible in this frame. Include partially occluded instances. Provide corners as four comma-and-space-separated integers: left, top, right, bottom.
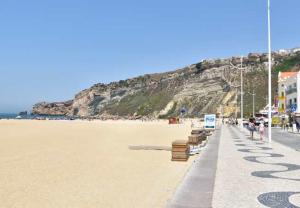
0, 113, 27, 119
0, 113, 18, 118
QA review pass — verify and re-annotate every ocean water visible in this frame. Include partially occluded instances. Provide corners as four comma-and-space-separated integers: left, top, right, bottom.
0, 113, 18, 119
0, 113, 74, 120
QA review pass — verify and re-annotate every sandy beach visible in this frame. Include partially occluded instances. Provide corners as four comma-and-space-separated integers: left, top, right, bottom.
0, 120, 194, 208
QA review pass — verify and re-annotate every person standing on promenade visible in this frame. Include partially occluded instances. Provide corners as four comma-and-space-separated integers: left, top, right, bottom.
259, 121, 265, 140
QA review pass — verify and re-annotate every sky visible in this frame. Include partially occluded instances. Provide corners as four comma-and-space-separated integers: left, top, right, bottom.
0, 0, 300, 113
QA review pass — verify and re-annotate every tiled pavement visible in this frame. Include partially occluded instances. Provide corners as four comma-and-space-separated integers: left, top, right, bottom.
167, 125, 300, 208
212, 125, 300, 208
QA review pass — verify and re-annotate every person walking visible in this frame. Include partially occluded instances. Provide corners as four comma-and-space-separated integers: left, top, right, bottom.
296, 120, 300, 133
285, 121, 289, 131
281, 118, 285, 130
259, 121, 265, 140
191, 120, 194, 128
249, 119, 255, 140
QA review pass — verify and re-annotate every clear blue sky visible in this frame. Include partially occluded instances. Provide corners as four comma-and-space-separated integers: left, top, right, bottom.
1, 0, 300, 113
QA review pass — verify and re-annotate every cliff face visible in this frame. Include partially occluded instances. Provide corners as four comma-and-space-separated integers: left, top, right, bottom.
32, 101, 73, 116
32, 49, 300, 118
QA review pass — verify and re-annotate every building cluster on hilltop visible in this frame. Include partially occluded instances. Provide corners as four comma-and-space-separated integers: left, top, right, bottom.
275, 71, 300, 130
277, 72, 300, 114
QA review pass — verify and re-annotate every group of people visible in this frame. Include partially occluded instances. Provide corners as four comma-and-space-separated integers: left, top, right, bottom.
223, 118, 238, 125
281, 117, 291, 131
280, 117, 300, 132
248, 119, 265, 140
223, 114, 300, 140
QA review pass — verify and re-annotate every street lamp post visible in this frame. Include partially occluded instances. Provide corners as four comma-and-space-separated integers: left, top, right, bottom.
230, 57, 244, 127
235, 88, 238, 119
267, 0, 272, 143
248, 91, 256, 117
241, 56, 244, 128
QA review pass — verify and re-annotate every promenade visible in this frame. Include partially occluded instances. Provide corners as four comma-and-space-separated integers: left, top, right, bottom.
213, 125, 300, 207
168, 125, 300, 208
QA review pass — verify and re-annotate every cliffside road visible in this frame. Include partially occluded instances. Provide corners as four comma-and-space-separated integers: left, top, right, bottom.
212, 125, 300, 208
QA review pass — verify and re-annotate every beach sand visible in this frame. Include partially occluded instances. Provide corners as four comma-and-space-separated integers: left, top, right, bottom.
0, 120, 194, 208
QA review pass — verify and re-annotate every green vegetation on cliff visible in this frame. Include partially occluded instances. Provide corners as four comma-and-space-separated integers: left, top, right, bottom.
274, 53, 300, 72
242, 70, 273, 117
103, 89, 175, 116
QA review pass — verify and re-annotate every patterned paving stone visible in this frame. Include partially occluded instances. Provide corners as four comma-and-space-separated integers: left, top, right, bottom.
258, 192, 300, 208
212, 126, 300, 208
252, 163, 300, 181
236, 144, 300, 181
290, 194, 300, 206
256, 142, 265, 145
230, 126, 300, 206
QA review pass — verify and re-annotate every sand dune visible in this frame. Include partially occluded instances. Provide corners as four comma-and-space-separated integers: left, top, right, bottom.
0, 120, 194, 208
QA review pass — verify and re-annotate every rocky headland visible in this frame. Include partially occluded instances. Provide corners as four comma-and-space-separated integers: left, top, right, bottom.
32, 48, 300, 118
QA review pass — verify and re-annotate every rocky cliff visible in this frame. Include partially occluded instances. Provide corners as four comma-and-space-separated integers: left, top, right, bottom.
32, 48, 300, 118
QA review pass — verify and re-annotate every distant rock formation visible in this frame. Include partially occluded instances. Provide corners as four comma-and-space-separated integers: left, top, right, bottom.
32, 48, 300, 118
32, 101, 73, 116
18, 111, 28, 116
